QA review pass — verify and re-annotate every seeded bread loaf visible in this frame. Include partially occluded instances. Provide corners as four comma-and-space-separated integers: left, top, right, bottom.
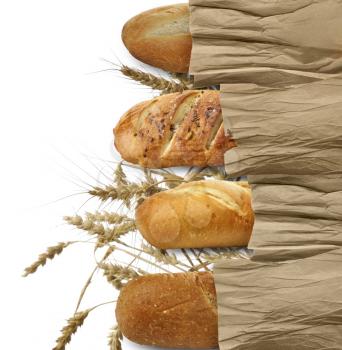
136, 180, 254, 249
116, 272, 218, 349
113, 90, 235, 168
122, 4, 191, 73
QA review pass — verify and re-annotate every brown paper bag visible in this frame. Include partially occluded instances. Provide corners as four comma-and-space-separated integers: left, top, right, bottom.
214, 248, 342, 350
220, 74, 342, 256
216, 79, 342, 346
222, 77, 342, 177
189, 1, 342, 348
221, 76, 342, 257
189, 0, 342, 86
248, 175, 342, 259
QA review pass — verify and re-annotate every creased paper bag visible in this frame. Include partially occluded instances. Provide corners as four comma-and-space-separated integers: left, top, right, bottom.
189, 1, 342, 349
215, 78, 342, 346
190, 0, 342, 87
214, 248, 342, 350
247, 175, 342, 259
221, 77, 342, 177
221, 76, 342, 258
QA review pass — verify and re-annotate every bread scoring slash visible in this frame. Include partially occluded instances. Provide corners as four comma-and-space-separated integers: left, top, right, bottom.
113, 90, 235, 168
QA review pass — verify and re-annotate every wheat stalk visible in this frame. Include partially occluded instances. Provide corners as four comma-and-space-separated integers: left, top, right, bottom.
120, 65, 191, 94
99, 222, 136, 246
64, 215, 135, 246
89, 182, 162, 207
202, 248, 250, 262
52, 309, 90, 350
64, 215, 106, 235
141, 243, 179, 266
74, 247, 116, 314
114, 163, 128, 186
100, 263, 142, 290
89, 166, 205, 207
108, 326, 123, 350
23, 242, 73, 277
85, 211, 130, 225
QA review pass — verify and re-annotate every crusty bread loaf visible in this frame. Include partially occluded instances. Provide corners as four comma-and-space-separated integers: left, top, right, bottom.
114, 90, 235, 168
122, 4, 191, 73
136, 180, 254, 249
116, 272, 218, 349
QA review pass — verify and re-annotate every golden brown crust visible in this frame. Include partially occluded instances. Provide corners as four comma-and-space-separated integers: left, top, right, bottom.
116, 272, 218, 349
113, 90, 236, 168
122, 4, 191, 73
135, 180, 254, 249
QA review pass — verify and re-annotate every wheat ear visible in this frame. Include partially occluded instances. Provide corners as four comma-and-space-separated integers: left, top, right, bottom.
108, 326, 123, 350
120, 65, 191, 94
23, 242, 73, 277
100, 263, 141, 290
52, 309, 90, 350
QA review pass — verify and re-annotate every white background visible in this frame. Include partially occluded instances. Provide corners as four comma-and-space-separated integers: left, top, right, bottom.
0, 1, 184, 349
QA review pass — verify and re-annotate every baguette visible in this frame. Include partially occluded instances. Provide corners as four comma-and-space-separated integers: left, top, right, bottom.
122, 4, 191, 73
116, 272, 218, 349
136, 180, 254, 249
113, 90, 235, 168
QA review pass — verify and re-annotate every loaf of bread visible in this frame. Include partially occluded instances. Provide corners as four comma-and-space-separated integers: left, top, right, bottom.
116, 272, 218, 349
136, 180, 254, 249
122, 4, 191, 73
114, 90, 235, 168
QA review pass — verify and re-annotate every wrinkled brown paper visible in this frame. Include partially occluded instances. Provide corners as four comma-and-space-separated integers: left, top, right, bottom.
214, 249, 342, 350
190, 0, 342, 86
222, 78, 342, 177
189, 0, 342, 349
245, 175, 342, 262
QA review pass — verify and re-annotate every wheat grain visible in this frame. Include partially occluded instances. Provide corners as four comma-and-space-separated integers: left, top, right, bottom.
98, 221, 136, 246
52, 309, 90, 350
65, 215, 105, 234
89, 182, 162, 207
64, 215, 135, 246
100, 263, 141, 290
114, 163, 128, 186
85, 211, 129, 225
108, 326, 123, 350
23, 242, 73, 277
120, 65, 190, 94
